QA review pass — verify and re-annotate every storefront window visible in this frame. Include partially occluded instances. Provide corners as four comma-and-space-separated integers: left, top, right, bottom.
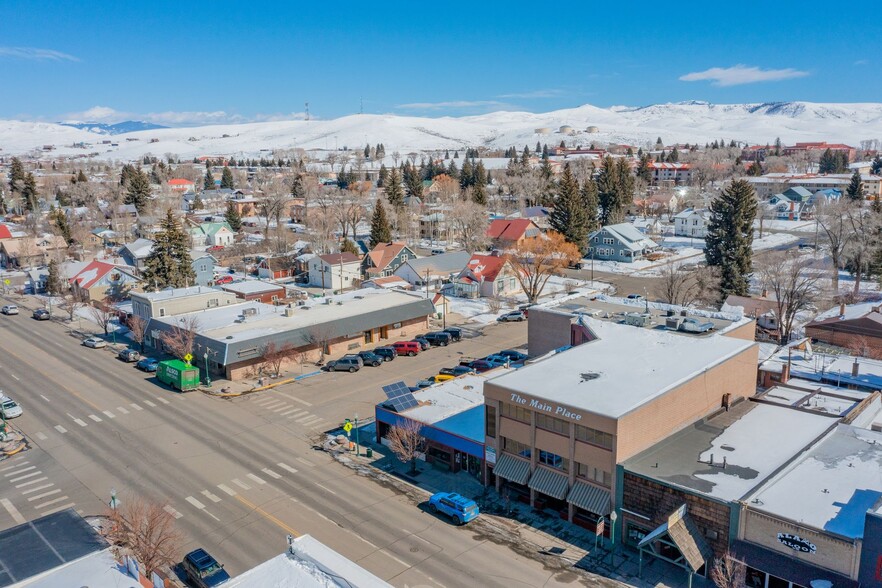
626, 522, 649, 546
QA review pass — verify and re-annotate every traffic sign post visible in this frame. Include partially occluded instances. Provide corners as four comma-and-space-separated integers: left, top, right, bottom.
184, 353, 193, 366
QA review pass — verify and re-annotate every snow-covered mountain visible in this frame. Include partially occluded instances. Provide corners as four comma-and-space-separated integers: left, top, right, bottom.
2, 101, 881, 161
58, 120, 168, 135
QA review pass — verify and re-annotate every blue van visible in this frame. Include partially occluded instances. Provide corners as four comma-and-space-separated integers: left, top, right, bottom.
428, 492, 480, 524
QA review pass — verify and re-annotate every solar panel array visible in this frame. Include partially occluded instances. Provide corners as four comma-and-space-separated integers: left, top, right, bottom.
381, 381, 418, 412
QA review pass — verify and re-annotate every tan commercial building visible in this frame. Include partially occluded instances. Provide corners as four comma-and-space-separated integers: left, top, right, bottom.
130, 286, 240, 320
483, 316, 757, 531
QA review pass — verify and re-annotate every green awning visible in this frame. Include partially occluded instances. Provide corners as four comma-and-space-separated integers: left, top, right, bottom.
528, 466, 569, 500
566, 480, 611, 516
493, 453, 531, 485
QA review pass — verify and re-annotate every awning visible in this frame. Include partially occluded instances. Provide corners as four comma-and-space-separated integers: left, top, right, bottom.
567, 480, 612, 516
528, 466, 569, 500
638, 505, 714, 574
493, 453, 531, 485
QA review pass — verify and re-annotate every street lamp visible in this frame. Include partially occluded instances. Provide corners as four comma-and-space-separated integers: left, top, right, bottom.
354, 412, 360, 457
608, 510, 618, 564
203, 352, 211, 387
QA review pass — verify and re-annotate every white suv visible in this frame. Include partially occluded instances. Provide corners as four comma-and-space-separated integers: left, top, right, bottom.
0, 395, 22, 419
1, 305, 19, 315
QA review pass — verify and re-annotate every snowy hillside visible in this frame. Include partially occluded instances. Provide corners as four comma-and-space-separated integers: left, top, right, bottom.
2, 101, 881, 161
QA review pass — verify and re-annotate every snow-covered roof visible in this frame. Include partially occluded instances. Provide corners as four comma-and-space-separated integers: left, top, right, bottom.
394, 373, 493, 424
761, 345, 882, 392
594, 223, 658, 251
810, 300, 882, 323
489, 316, 755, 418
15, 548, 134, 587
747, 424, 882, 539
221, 280, 285, 295
135, 285, 227, 301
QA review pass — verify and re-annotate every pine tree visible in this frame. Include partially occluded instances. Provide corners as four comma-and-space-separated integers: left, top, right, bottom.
386, 168, 404, 209
142, 209, 196, 290
819, 148, 836, 174
453, 150, 459, 159
597, 157, 633, 226
377, 164, 389, 188
364, 145, 370, 159
341, 238, 359, 255
846, 169, 865, 201
77, 169, 88, 183
221, 166, 234, 189
290, 173, 305, 199
475, 161, 488, 186
549, 164, 588, 252
872, 156, 882, 175
370, 199, 392, 247
471, 181, 487, 206
8, 157, 25, 195
191, 194, 204, 211
447, 161, 459, 180
22, 172, 38, 212
203, 168, 215, 190
540, 158, 553, 181
460, 159, 474, 190
668, 147, 679, 162
125, 169, 151, 213
656, 137, 664, 147
704, 180, 757, 300
46, 259, 64, 296
50, 207, 73, 245
224, 202, 242, 232
746, 161, 764, 176
636, 153, 653, 184
581, 178, 599, 232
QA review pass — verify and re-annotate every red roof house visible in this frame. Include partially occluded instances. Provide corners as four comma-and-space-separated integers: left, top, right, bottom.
453, 253, 521, 299
486, 219, 542, 247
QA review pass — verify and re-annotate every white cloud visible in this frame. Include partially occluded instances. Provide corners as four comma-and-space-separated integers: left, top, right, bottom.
61, 106, 307, 126
497, 89, 564, 99
854, 59, 869, 66
679, 65, 809, 87
396, 100, 508, 110
0, 46, 79, 62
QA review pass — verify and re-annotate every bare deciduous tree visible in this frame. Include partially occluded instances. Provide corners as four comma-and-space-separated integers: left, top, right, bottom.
446, 200, 489, 252
710, 551, 746, 588
386, 420, 425, 474
101, 495, 184, 576
261, 341, 299, 376
758, 251, 821, 345
506, 231, 581, 303
843, 204, 880, 296
815, 199, 856, 295
305, 324, 334, 364
128, 314, 148, 353
655, 262, 716, 307
87, 298, 115, 335
160, 315, 200, 361
63, 290, 87, 322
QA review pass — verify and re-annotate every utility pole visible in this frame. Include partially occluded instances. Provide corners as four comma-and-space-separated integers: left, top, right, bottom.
305, 102, 310, 122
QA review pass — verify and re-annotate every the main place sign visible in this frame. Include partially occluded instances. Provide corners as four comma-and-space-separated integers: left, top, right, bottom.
511, 393, 583, 421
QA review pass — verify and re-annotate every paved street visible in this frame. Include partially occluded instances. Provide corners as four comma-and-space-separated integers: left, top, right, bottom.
0, 309, 601, 587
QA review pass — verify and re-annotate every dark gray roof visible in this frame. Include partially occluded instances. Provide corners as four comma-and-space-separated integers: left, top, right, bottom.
400, 251, 471, 275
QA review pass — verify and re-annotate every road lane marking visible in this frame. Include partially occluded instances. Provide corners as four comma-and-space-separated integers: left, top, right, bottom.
39, 394, 50, 402
67, 413, 88, 427
200, 490, 222, 503
143, 400, 156, 407
217, 484, 237, 496
288, 396, 312, 407
21, 483, 54, 495
4, 465, 36, 477
54, 425, 67, 434
286, 410, 308, 419
246, 473, 266, 485
261, 468, 281, 479
296, 457, 315, 467
27, 489, 61, 502
129, 403, 143, 411
1, 498, 26, 524
34, 495, 70, 509
276, 462, 298, 474
35, 432, 48, 440
232, 478, 250, 490
272, 405, 292, 413
381, 551, 411, 569
0, 460, 28, 472
10, 374, 19, 381
102, 411, 116, 419
163, 505, 183, 519
300, 415, 323, 424
9, 471, 42, 483
116, 406, 129, 415
39, 502, 76, 516
294, 414, 315, 423
185, 496, 206, 509
314, 482, 337, 496
279, 408, 302, 416
157, 397, 170, 405
88, 414, 102, 422
15, 477, 48, 488
234, 494, 299, 537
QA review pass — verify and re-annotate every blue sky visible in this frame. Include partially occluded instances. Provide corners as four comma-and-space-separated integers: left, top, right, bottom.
1, 0, 879, 125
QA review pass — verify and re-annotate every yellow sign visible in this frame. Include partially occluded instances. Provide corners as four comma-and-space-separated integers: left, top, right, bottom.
3, 279, 9, 285
343, 422, 353, 433
184, 353, 193, 363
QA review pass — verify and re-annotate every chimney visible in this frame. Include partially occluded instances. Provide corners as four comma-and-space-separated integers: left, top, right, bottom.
853, 360, 860, 378
840, 302, 846, 318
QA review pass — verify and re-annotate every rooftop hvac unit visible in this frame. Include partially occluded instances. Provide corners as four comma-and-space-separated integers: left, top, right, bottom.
666, 317, 683, 330
354, 295, 364, 299
283, 307, 295, 317
325, 298, 333, 305
243, 308, 258, 316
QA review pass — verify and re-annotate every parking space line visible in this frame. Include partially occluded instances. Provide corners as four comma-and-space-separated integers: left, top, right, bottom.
261, 468, 281, 479
102, 411, 116, 419
217, 484, 237, 496
21, 483, 54, 495
34, 495, 70, 509
185, 496, 206, 510
232, 478, 251, 490
87, 414, 102, 423
54, 425, 67, 434
200, 490, 222, 503
39, 502, 76, 516
276, 463, 298, 474
163, 504, 183, 519
0, 460, 28, 472
246, 473, 266, 485
129, 403, 143, 411
39, 394, 50, 402
27, 489, 61, 502
0, 498, 26, 524
4, 465, 36, 477
143, 400, 156, 408
9, 471, 43, 483
15, 477, 48, 488
10, 374, 19, 381
116, 406, 129, 415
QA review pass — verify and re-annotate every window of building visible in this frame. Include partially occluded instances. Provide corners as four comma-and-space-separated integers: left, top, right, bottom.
537, 450, 568, 471
159, 308, 165, 317
575, 425, 613, 449
535, 413, 568, 435
496, 280, 504, 292
271, 295, 279, 301
603, 237, 614, 245
486, 405, 497, 438
510, 278, 516, 289
500, 403, 531, 423
575, 463, 611, 486
502, 437, 531, 459
208, 298, 218, 308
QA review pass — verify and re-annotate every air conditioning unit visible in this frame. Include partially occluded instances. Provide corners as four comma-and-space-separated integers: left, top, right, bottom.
243, 308, 258, 316
284, 307, 295, 317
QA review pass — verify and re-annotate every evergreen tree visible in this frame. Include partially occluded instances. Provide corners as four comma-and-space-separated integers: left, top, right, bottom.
191, 193, 204, 211
46, 259, 64, 296
656, 137, 664, 147
834, 151, 849, 173
447, 160, 459, 180
704, 180, 757, 300
290, 173, 305, 198
453, 150, 459, 159
50, 207, 73, 245
460, 159, 474, 190
597, 157, 633, 226
668, 147, 679, 163
636, 153, 653, 184
77, 169, 88, 183
22, 172, 38, 212
341, 238, 359, 255
125, 169, 151, 213
549, 164, 588, 252
520, 146, 531, 169
536, 141, 541, 153
475, 161, 488, 186
8, 157, 25, 195
224, 202, 242, 232
385, 168, 404, 209
369, 199, 392, 247
872, 155, 882, 175
471, 181, 487, 206
444, 150, 450, 160
203, 168, 215, 190
363, 145, 370, 159
581, 178, 599, 232
819, 148, 836, 174
746, 161, 764, 176
846, 169, 865, 201
221, 166, 234, 189
403, 163, 424, 199
377, 164, 389, 188
539, 158, 553, 180
142, 209, 196, 290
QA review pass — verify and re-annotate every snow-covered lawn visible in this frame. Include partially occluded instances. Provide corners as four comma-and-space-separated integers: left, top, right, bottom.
752, 232, 800, 251
754, 219, 817, 233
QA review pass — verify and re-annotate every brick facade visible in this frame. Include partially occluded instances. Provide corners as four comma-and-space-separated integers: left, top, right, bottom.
622, 472, 731, 558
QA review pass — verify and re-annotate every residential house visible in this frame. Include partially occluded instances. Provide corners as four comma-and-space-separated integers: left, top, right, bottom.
118, 238, 154, 270
257, 255, 297, 280
361, 275, 412, 290
69, 259, 142, 301
220, 280, 287, 304
308, 252, 362, 292
672, 209, 710, 238
184, 188, 240, 212
419, 211, 449, 240
0, 223, 14, 240
87, 228, 119, 248
486, 218, 543, 249
587, 224, 659, 263
0, 234, 68, 268
189, 221, 235, 247
130, 286, 239, 320
453, 253, 522, 298
362, 242, 416, 279
804, 301, 882, 354
649, 162, 693, 185
190, 252, 218, 286
394, 251, 471, 291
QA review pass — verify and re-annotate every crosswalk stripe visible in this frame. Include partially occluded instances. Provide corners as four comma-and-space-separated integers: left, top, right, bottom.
21, 483, 54, 495
39, 502, 76, 516
143, 400, 156, 407
286, 410, 308, 419
287, 395, 312, 407
185, 496, 206, 509
294, 414, 315, 423
254, 396, 278, 405
4, 465, 36, 477
129, 403, 143, 411
232, 478, 250, 490
217, 484, 237, 496
35, 432, 48, 440
272, 405, 292, 413
261, 400, 286, 409
88, 414, 102, 422
200, 490, 222, 503
116, 406, 129, 415
261, 468, 281, 479
296, 457, 315, 467
73, 418, 87, 427
246, 473, 266, 485
1, 498, 26, 524
28, 489, 61, 502
54, 425, 67, 434
276, 462, 298, 474
157, 397, 171, 405
300, 415, 322, 424
163, 504, 183, 519
102, 411, 116, 419
279, 408, 302, 416
15, 477, 48, 488
9, 471, 43, 483
34, 495, 70, 509
0, 460, 28, 473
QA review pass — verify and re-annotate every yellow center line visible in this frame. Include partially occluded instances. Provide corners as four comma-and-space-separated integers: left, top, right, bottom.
3, 344, 104, 412
234, 494, 300, 537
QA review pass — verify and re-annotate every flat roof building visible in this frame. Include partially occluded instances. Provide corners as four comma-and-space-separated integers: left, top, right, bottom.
131, 285, 240, 320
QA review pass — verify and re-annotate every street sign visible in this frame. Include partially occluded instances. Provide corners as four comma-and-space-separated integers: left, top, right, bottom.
343, 422, 353, 433
3, 279, 9, 285
184, 353, 193, 363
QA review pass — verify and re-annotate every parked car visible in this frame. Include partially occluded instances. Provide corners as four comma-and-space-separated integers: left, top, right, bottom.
430, 248, 446, 255
353, 351, 383, 367
497, 310, 526, 323
442, 327, 463, 342
626, 294, 644, 301
214, 275, 234, 285
439, 365, 476, 377
483, 355, 511, 368
82, 337, 106, 349
428, 492, 479, 525
182, 548, 231, 588
678, 318, 715, 334
373, 346, 397, 362
392, 341, 421, 356
464, 359, 495, 373
1, 304, 19, 315
423, 331, 452, 346
325, 356, 363, 373
417, 374, 455, 387
207, 245, 225, 252
518, 304, 535, 318
498, 349, 528, 362
136, 357, 160, 372
118, 348, 140, 362
411, 336, 431, 350
0, 395, 22, 419
32, 309, 50, 320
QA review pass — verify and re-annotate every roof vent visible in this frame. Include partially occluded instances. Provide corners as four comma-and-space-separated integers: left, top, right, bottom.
579, 372, 600, 383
